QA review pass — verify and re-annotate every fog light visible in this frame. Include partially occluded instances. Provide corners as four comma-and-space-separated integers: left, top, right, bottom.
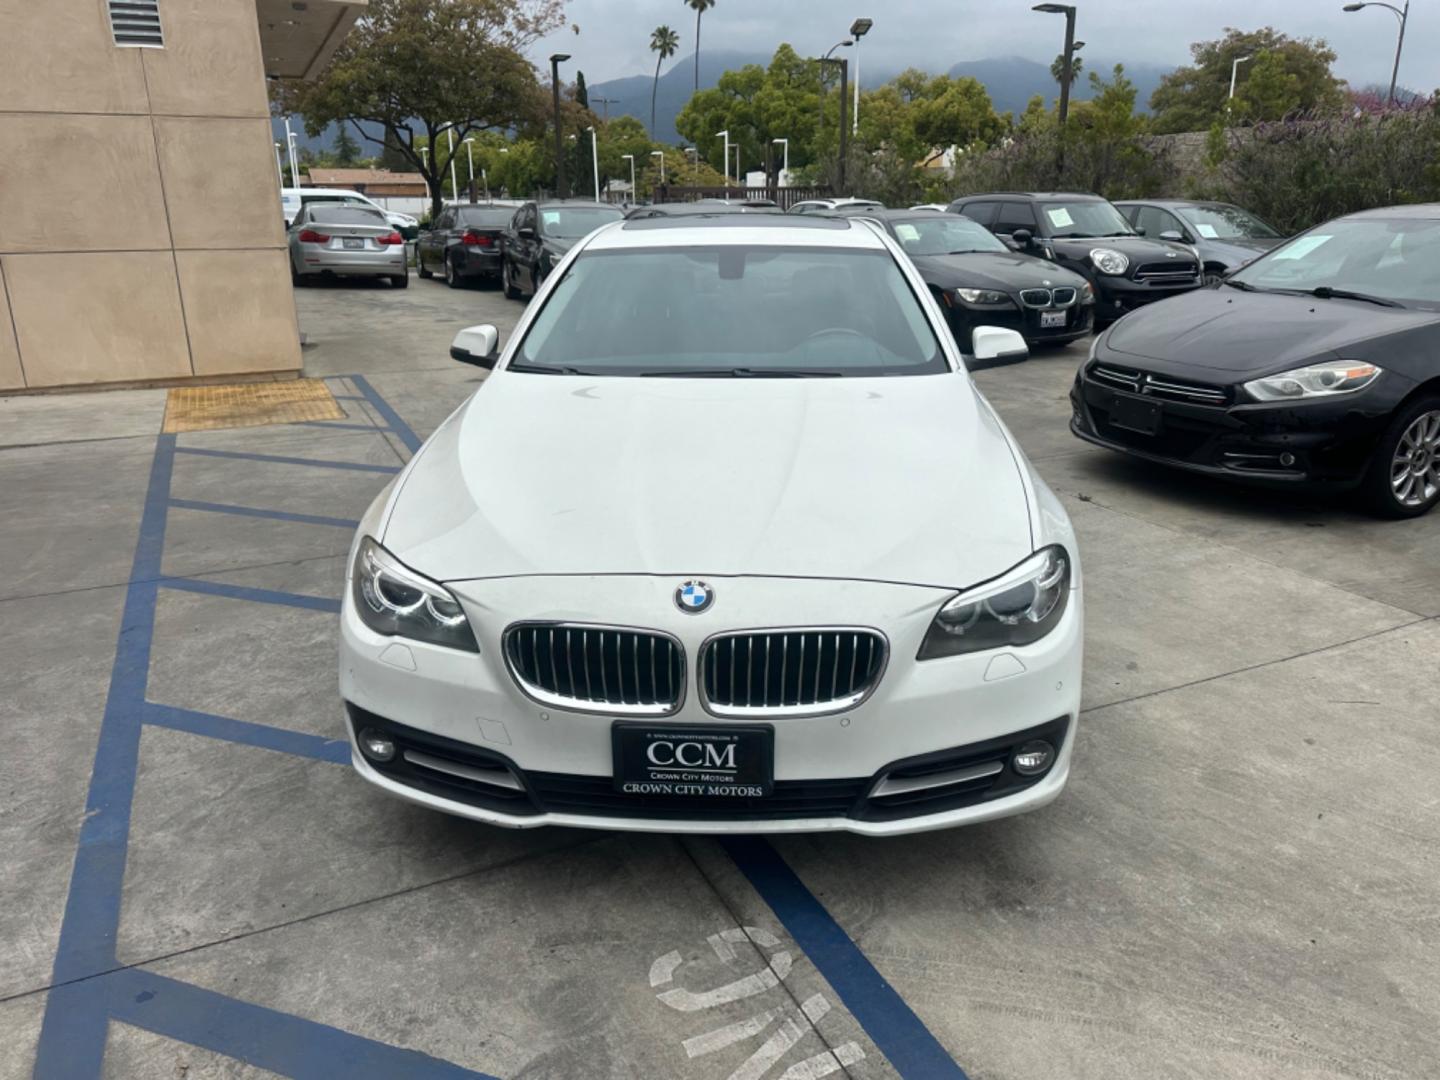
1279, 452, 1296, 467
358, 728, 396, 763
1012, 739, 1054, 776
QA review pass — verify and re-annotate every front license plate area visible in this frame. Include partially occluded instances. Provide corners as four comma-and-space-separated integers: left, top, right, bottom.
613, 723, 773, 798
343, 238, 364, 250
1109, 394, 1162, 435
1040, 310, 1067, 328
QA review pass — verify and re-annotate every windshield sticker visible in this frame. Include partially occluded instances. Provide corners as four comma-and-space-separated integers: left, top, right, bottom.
1195, 224, 1218, 239
1274, 235, 1332, 260
1046, 207, 1074, 228
894, 224, 921, 242
542, 210, 562, 226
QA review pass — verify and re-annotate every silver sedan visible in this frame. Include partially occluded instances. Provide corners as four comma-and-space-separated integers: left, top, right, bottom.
288, 205, 408, 288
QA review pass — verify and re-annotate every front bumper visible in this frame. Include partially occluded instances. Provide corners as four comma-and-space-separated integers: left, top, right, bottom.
339, 573, 1083, 835
1071, 364, 1396, 486
1092, 275, 1200, 321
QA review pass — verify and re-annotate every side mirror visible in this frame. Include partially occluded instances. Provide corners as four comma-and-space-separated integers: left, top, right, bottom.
518, 226, 536, 240
450, 324, 500, 369
967, 326, 1029, 372
1159, 229, 1185, 243
1010, 228, 1033, 247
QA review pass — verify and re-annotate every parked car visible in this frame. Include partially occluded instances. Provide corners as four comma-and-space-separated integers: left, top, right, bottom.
341, 213, 1081, 835
625, 202, 783, 219
287, 204, 408, 288
501, 201, 625, 299
1071, 203, 1440, 517
1115, 199, 1283, 283
416, 204, 513, 288
788, 197, 885, 215
855, 209, 1093, 353
946, 192, 1202, 327
281, 187, 419, 239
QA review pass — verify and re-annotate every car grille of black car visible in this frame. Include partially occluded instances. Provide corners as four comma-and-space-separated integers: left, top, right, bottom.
700, 629, 887, 716
504, 623, 684, 714
1089, 363, 1229, 406
1131, 260, 1200, 283
1019, 287, 1077, 307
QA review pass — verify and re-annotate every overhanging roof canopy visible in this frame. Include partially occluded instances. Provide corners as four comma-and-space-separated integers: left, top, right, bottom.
256, 0, 365, 80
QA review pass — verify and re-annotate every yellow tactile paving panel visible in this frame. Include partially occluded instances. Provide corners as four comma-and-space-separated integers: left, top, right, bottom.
162, 379, 344, 433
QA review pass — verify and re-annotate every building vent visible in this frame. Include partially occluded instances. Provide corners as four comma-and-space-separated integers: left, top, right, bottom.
108, 1, 164, 48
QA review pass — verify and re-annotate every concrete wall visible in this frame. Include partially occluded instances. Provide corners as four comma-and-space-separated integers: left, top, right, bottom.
0, 0, 301, 390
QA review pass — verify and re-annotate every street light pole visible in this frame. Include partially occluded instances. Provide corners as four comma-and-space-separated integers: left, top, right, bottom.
1228, 54, 1254, 105
550, 53, 571, 198
733, 144, 741, 187
849, 19, 872, 137
587, 125, 600, 201
650, 149, 665, 187
817, 40, 853, 153
772, 138, 789, 184
1343, 1, 1410, 106
284, 121, 299, 188
716, 129, 730, 185
445, 126, 459, 202
274, 141, 285, 187
838, 57, 849, 191
622, 153, 635, 198
1032, 4, 1077, 175
463, 136, 476, 201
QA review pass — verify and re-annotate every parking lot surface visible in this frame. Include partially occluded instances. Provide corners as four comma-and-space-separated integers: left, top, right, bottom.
2, 274, 1437, 1079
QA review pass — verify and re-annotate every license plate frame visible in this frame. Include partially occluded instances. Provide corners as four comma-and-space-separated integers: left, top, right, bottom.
1039, 309, 1067, 329
612, 722, 774, 798
342, 237, 364, 250
1109, 394, 1162, 435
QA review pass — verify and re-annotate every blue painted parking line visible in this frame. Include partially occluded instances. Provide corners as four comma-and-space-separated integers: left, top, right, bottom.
721, 836, 969, 1080
159, 577, 342, 614
169, 497, 360, 530
350, 374, 423, 453
175, 445, 401, 474
144, 703, 351, 765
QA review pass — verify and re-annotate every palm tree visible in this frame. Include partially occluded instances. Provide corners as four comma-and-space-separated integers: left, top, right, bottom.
649, 25, 680, 138
685, 0, 716, 93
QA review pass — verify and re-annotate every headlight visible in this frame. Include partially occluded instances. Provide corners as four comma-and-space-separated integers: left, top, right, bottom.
918, 546, 1071, 660
1079, 280, 1095, 303
1243, 361, 1382, 402
351, 536, 478, 652
955, 288, 1012, 305
1089, 248, 1129, 275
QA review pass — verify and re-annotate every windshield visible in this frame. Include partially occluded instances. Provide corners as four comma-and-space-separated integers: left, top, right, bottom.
541, 206, 625, 239
1229, 217, 1440, 308
458, 207, 514, 227
1179, 204, 1279, 240
890, 216, 1008, 256
1040, 201, 1135, 238
513, 246, 946, 376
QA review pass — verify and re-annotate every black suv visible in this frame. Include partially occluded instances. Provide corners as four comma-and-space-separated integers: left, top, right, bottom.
946, 192, 1201, 326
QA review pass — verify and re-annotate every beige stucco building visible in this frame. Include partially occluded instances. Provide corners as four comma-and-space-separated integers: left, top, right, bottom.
0, 0, 363, 392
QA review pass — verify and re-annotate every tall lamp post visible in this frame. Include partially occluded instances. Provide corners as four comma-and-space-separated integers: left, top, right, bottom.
550, 53, 571, 198
1228, 55, 1253, 102
1032, 4, 1078, 127
772, 137, 789, 185
587, 125, 600, 201
273, 141, 285, 186
650, 149, 665, 188
849, 18, 872, 136
1343, 1, 1410, 106
837, 58, 850, 191
463, 136, 476, 201
622, 153, 636, 198
716, 129, 730, 185
817, 40, 852, 145
284, 122, 299, 189
445, 125, 459, 201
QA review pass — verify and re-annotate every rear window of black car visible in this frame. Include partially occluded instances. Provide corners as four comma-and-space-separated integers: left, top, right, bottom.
458, 207, 514, 226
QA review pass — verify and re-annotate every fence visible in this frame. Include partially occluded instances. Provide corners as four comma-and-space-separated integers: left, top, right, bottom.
655, 185, 833, 210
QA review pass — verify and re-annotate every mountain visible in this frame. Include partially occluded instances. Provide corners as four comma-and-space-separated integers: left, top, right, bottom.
946, 56, 1172, 116
587, 49, 770, 143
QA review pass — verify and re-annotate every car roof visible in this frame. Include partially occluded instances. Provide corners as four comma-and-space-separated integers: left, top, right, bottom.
1113, 199, 1235, 209
532, 200, 621, 210
588, 214, 884, 251
1342, 203, 1440, 221
292, 188, 374, 198
952, 191, 1103, 201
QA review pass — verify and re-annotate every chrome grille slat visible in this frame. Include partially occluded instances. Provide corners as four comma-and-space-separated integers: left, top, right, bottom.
505, 623, 683, 715
1091, 363, 1228, 406
701, 628, 887, 717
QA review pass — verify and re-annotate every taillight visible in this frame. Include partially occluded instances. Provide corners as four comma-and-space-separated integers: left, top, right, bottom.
297, 229, 329, 243
378, 232, 404, 245
462, 230, 494, 247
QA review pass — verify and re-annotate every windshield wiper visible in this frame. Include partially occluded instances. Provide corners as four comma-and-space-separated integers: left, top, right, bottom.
1223, 279, 1264, 292
1308, 286, 1403, 308
507, 361, 601, 375
640, 368, 843, 378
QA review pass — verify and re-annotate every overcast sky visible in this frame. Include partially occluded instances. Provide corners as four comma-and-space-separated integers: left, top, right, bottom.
529, 0, 1436, 94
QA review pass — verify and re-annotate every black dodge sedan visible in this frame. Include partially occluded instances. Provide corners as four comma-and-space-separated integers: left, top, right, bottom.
1071, 204, 1440, 517
858, 210, 1094, 351
947, 192, 1202, 327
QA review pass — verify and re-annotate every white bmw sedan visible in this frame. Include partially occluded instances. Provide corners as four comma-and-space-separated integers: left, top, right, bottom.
340, 214, 1082, 835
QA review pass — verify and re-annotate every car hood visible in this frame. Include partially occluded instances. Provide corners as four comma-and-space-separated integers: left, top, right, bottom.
909, 251, 1086, 292
1104, 288, 1440, 375
383, 373, 1033, 589
1050, 235, 1192, 261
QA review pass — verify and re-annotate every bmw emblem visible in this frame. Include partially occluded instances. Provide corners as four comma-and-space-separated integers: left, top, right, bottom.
675, 580, 714, 614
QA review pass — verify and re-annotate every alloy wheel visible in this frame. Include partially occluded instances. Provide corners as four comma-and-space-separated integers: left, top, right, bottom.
1391, 409, 1440, 507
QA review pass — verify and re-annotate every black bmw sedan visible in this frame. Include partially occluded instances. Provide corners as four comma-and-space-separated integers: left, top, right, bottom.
1071, 204, 1440, 517
858, 210, 1094, 352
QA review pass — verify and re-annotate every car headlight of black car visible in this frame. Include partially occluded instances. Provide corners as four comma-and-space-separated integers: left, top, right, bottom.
351, 537, 479, 652
954, 288, 1013, 306
1243, 360, 1382, 402
918, 546, 1071, 659
1089, 248, 1129, 276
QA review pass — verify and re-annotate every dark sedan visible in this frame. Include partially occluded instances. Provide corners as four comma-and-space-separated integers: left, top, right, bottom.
501, 201, 625, 300
416, 204, 515, 287
1071, 204, 1440, 517
1116, 199, 1283, 283
860, 210, 1094, 352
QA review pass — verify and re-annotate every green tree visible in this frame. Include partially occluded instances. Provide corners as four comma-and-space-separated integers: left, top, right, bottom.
1149, 26, 1344, 133
333, 124, 362, 165
1051, 52, 1083, 88
685, 0, 716, 93
574, 70, 589, 110
1233, 48, 1302, 120
649, 25, 680, 137
273, 0, 565, 217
